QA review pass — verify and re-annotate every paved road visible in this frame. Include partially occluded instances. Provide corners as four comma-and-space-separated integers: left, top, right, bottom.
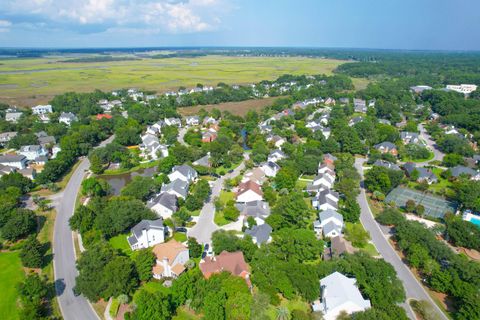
178, 127, 188, 146
418, 123, 445, 164
188, 154, 247, 244
53, 136, 114, 320
355, 157, 449, 320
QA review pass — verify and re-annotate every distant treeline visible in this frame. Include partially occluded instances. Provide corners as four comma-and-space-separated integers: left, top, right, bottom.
151, 52, 208, 59
60, 56, 139, 63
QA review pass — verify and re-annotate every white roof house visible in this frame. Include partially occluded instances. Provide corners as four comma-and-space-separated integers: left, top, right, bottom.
127, 219, 166, 250
0, 132, 17, 145
260, 161, 280, 177
267, 149, 286, 163
312, 272, 371, 320
32, 104, 53, 115
168, 165, 197, 184
18, 145, 48, 161
0, 155, 28, 170
5, 112, 23, 123
59, 112, 78, 126
318, 209, 344, 238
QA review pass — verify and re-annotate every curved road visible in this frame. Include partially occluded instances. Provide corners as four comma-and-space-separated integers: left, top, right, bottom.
355, 157, 448, 320
188, 154, 248, 244
418, 123, 445, 164
53, 136, 114, 320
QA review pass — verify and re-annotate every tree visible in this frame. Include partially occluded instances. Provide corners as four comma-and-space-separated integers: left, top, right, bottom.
344, 223, 370, 247
340, 199, 361, 223
203, 290, 226, 320
442, 153, 465, 167
275, 306, 290, 320
187, 237, 203, 258
405, 199, 416, 212
134, 249, 156, 282
172, 207, 191, 226
20, 236, 44, 268
120, 176, 157, 201
18, 274, 49, 303
82, 177, 110, 197
102, 256, 138, 298
274, 166, 299, 191
70, 205, 96, 234
223, 203, 240, 221
1, 209, 37, 241
266, 192, 311, 230
415, 204, 425, 217
131, 290, 174, 320
89, 153, 104, 174
271, 228, 323, 262
0, 172, 33, 193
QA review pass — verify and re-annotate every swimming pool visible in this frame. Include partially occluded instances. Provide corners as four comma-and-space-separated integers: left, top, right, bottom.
463, 211, 480, 227
469, 215, 480, 227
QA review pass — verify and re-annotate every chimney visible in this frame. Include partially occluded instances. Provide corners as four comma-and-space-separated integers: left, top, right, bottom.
142, 228, 148, 246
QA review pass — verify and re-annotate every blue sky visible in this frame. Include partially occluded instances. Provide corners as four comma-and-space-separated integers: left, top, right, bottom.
0, 0, 479, 50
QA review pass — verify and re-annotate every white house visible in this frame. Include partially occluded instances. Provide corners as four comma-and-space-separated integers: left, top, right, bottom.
140, 133, 168, 160
127, 219, 166, 250
152, 240, 190, 279
32, 104, 53, 115
318, 163, 335, 176
5, 111, 23, 123
18, 145, 48, 161
312, 189, 340, 211
236, 180, 263, 203
164, 117, 182, 127
168, 165, 197, 184
0, 132, 17, 145
312, 272, 371, 320
260, 161, 280, 177
268, 150, 287, 163
0, 155, 27, 170
146, 125, 161, 136
185, 116, 200, 126
267, 135, 286, 148
160, 179, 189, 199
307, 172, 335, 192
147, 193, 178, 219
318, 209, 344, 238
59, 112, 78, 126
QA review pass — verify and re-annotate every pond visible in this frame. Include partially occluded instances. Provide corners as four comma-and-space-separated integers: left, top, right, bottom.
241, 128, 251, 150
100, 166, 158, 195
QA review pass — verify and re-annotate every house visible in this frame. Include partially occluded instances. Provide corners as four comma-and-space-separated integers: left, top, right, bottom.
127, 219, 166, 250
403, 162, 437, 184
0, 132, 17, 145
193, 153, 211, 167
152, 120, 165, 132
202, 116, 218, 126
200, 251, 250, 283
348, 116, 364, 127
260, 161, 280, 177
152, 240, 190, 279
306, 172, 335, 193
245, 224, 272, 246
368, 99, 376, 108
148, 193, 178, 219
318, 162, 335, 176
0, 154, 27, 170
5, 111, 23, 123
18, 145, 48, 161
311, 272, 371, 320
52, 145, 61, 158
235, 200, 271, 225
236, 180, 263, 203
0, 164, 16, 177
146, 125, 161, 136
19, 167, 36, 180
59, 112, 78, 126
164, 117, 182, 127
318, 209, 344, 238
168, 165, 197, 183
319, 127, 331, 139
324, 97, 336, 106
96, 114, 112, 120
242, 167, 267, 185
450, 165, 480, 180
267, 135, 286, 148
353, 98, 367, 113
312, 189, 340, 211
373, 160, 401, 171
140, 134, 169, 160
34, 156, 48, 166
268, 149, 287, 163
32, 104, 52, 115
35, 132, 56, 147
323, 154, 337, 166
323, 236, 358, 260
374, 142, 398, 156
258, 123, 272, 134
378, 119, 391, 125
161, 179, 189, 199
410, 85, 432, 94
339, 97, 350, 105
400, 131, 421, 144
202, 130, 218, 143
185, 116, 200, 126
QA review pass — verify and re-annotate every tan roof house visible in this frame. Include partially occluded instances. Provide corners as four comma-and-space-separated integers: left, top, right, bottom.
152, 240, 190, 279
199, 251, 251, 286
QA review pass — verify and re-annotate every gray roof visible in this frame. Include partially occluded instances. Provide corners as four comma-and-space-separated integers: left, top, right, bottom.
193, 154, 210, 167
235, 200, 271, 218
374, 141, 397, 150
60, 112, 77, 120
245, 224, 272, 245
261, 161, 280, 171
373, 160, 401, 171
148, 192, 178, 211
323, 221, 342, 236
161, 179, 189, 198
172, 165, 197, 178
320, 272, 371, 312
131, 219, 164, 240
269, 149, 286, 158
451, 165, 478, 177
319, 209, 343, 224
19, 145, 43, 152
400, 131, 419, 140
417, 167, 437, 182
0, 154, 26, 163
35, 156, 48, 162
38, 135, 56, 145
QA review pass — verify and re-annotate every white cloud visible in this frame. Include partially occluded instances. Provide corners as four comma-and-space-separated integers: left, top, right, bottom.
0, 0, 232, 34
0, 20, 11, 32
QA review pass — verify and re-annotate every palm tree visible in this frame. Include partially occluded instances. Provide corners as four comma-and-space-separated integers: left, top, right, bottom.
275, 306, 290, 320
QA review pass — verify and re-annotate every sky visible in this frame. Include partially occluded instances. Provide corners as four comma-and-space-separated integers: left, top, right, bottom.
0, 0, 479, 50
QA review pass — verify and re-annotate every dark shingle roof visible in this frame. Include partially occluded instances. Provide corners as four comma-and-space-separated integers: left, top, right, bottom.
245, 224, 272, 244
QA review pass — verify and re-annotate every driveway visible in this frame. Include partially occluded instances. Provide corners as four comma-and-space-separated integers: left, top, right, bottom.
53, 135, 114, 320
188, 154, 248, 244
355, 157, 449, 320
417, 123, 445, 165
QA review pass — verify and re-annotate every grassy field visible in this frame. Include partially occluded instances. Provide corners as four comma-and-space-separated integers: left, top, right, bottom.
108, 233, 132, 256
0, 55, 345, 105
0, 252, 24, 320
178, 97, 280, 117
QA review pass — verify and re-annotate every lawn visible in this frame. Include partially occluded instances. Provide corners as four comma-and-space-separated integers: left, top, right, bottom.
214, 191, 236, 226
178, 97, 280, 117
0, 252, 24, 320
402, 151, 435, 163
173, 307, 202, 320
108, 233, 132, 256
133, 281, 170, 302
266, 298, 310, 319
0, 55, 345, 106
173, 232, 188, 243
219, 190, 235, 203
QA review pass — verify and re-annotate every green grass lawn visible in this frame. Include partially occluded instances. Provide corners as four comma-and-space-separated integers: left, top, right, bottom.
295, 179, 309, 191
266, 298, 310, 319
173, 307, 202, 320
0, 252, 24, 320
173, 233, 187, 243
402, 151, 435, 163
219, 191, 235, 203
109, 233, 132, 256
214, 210, 230, 226
214, 191, 236, 226
133, 281, 170, 302
360, 243, 379, 257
